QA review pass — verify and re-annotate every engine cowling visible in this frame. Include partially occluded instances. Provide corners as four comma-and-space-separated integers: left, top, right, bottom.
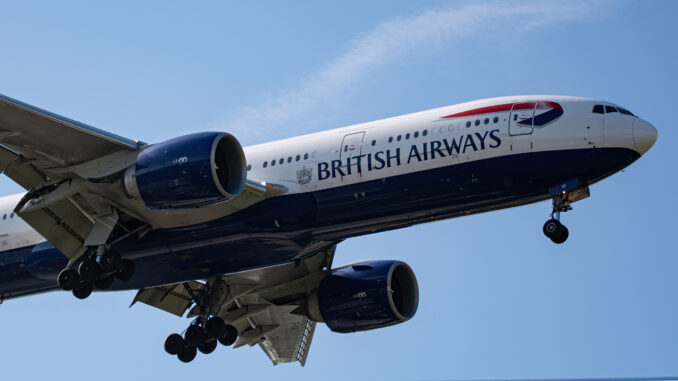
308, 260, 419, 333
124, 132, 246, 209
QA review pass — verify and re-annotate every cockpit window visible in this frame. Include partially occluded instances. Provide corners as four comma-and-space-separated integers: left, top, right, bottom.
592, 105, 604, 114
618, 108, 635, 116
605, 105, 618, 113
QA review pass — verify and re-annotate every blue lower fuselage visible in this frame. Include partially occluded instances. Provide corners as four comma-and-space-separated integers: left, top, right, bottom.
0, 147, 639, 301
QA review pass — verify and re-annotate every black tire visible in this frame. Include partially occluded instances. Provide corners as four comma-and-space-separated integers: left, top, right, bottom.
204, 316, 226, 339
198, 339, 217, 355
57, 268, 78, 291
115, 259, 135, 281
78, 258, 101, 282
218, 325, 238, 346
551, 225, 569, 244
99, 250, 122, 273
72, 281, 93, 299
177, 346, 197, 363
184, 324, 206, 347
543, 219, 562, 238
164, 333, 185, 355
94, 276, 114, 290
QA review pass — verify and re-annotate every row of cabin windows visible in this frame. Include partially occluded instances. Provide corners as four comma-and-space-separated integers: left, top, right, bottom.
2, 213, 15, 220
469, 116, 500, 127
592, 104, 635, 116
260, 153, 311, 169
386, 129, 429, 144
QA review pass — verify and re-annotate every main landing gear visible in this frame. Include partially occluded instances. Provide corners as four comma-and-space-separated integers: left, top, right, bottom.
56, 249, 136, 299
163, 281, 239, 363
543, 192, 572, 244
164, 316, 239, 363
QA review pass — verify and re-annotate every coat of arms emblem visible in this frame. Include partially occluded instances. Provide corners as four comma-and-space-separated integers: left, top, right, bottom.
296, 166, 312, 184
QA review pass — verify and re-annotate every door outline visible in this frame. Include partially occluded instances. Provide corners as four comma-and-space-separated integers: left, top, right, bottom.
340, 131, 365, 160
509, 102, 535, 136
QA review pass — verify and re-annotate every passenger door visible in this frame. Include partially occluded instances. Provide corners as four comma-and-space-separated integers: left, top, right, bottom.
509, 102, 535, 136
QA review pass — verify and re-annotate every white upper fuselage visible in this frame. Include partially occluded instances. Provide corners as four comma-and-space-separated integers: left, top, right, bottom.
243, 95, 652, 192
0, 95, 656, 252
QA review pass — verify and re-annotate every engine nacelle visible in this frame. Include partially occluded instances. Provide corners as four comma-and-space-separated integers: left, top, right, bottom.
124, 132, 246, 209
308, 260, 419, 333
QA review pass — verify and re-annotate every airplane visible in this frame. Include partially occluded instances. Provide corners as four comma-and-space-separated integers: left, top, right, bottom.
0, 94, 657, 364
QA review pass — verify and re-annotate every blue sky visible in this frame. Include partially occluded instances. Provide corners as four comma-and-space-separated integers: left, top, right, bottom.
0, 1, 676, 380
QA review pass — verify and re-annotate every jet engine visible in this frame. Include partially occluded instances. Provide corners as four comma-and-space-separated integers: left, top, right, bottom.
124, 132, 247, 209
307, 260, 419, 333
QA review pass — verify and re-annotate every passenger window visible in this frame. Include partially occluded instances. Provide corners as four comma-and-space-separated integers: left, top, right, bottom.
493, 117, 499, 123
271, 160, 276, 166
405, 133, 410, 140
279, 158, 284, 165
247, 164, 252, 171
2, 214, 5, 220
605, 105, 618, 113
388, 137, 393, 143
466, 121, 471, 128
422, 130, 428, 136
304, 153, 309, 160
475, 120, 480, 126
484, 118, 489, 125
263, 161, 268, 168
414, 131, 419, 138
513, 114, 517, 121
296, 155, 300, 161
371, 140, 376, 146
397, 135, 402, 141
592, 105, 604, 114
10, 213, 13, 218
287, 157, 292, 163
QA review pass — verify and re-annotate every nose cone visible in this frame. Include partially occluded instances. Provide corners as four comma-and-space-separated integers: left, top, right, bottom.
632, 118, 658, 155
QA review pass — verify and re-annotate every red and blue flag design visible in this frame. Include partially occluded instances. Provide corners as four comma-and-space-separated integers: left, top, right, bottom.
441, 101, 563, 127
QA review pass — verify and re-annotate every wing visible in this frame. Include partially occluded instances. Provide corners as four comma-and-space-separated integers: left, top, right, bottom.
0, 94, 284, 261
132, 245, 336, 366
0, 94, 143, 259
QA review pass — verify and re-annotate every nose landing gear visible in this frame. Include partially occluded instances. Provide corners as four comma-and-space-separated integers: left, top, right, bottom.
542, 186, 589, 244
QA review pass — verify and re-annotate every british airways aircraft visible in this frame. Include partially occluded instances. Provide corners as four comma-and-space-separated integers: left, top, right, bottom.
0, 94, 657, 364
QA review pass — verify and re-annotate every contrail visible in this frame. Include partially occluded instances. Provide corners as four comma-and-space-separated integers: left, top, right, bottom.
216, 0, 609, 144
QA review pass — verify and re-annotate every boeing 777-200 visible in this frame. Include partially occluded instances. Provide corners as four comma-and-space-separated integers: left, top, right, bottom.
0, 94, 657, 364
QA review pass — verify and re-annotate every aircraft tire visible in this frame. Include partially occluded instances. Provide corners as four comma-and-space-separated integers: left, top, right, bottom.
99, 250, 122, 273
205, 316, 227, 339
551, 225, 569, 244
164, 333, 185, 355
72, 281, 93, 299
115, 259, 135, 281
198, 339, 218, 355
184, 324, 206, 347
543, 219, 562, 238
57, 268, 78, 291
177, 346, 197, 363
218, 325, 238, 346
78, 258, 101, 282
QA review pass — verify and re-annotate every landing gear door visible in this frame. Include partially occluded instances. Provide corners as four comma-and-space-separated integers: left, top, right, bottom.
340, 132, 365, 160
509, 102, 535, 136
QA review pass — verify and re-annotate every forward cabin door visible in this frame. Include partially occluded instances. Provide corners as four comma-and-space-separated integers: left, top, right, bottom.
509, 102, 535, 136
509, 102, 534, 153
339, 131, 365, 176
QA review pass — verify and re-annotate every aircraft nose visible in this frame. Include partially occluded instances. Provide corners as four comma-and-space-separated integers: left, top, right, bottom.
632, 118, 658, 155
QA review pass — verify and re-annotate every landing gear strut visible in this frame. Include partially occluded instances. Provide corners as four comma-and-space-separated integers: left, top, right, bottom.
56, 248, 135, 299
